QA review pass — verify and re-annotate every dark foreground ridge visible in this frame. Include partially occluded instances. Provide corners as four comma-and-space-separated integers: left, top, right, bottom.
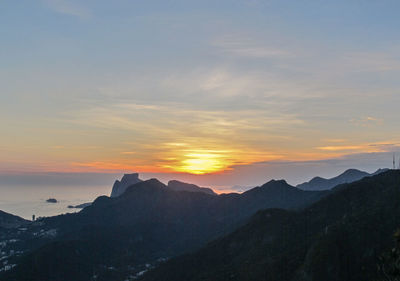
0, 177, 326, 281
140, 170, 400, 281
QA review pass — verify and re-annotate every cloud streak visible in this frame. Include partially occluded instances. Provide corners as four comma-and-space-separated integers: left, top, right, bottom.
43, 0, 91, 19
212, 35, 291, 59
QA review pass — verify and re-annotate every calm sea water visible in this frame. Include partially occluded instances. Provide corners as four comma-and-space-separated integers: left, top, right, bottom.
0, 184, 111, 220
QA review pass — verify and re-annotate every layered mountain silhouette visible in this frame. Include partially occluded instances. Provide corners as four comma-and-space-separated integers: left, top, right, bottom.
296, 168, 388, 191
111, 174, 217, 198
1, 178, 326, 281
140, 170, 400, 281
2, 169, 396, 281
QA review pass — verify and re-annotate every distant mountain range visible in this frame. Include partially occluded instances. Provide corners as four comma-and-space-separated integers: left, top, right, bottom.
296, 168, 388, 191
140, 170, 400, 281
71, 168, 386, 213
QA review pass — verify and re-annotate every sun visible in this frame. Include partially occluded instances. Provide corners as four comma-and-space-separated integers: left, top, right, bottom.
175, 152, 228, 175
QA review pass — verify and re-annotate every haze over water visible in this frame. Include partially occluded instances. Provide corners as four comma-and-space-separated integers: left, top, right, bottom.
0, 184, 110, 219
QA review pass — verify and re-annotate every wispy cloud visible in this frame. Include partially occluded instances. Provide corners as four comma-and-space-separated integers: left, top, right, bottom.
317, 141, 400, 153
350, 116, 383, 127
317, 145, 368, 152
342, 52, 400, 73
212, 35, 291, 59
43, 0, 91, 19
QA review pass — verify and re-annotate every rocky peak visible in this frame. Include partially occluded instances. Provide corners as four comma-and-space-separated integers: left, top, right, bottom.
110, 173, 142, 197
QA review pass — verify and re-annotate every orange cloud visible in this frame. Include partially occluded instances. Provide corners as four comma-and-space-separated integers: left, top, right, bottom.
317, 141, 400, 153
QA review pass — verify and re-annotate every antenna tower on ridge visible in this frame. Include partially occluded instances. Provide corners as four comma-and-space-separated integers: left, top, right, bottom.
393, 153, 396, 170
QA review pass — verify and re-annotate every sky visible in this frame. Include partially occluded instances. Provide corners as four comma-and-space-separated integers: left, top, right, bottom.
1, 0, 400, 189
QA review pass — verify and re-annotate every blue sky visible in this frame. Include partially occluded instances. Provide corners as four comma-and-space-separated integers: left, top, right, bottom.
1, 0, 400, 186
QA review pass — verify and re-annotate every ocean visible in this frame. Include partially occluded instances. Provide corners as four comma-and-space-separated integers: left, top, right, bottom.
0, 184, 111, 220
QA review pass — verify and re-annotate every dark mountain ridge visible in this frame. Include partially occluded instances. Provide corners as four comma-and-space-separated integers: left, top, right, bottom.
140, 170, 400, 281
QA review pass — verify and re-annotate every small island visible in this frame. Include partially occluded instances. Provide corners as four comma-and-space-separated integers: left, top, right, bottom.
46, 198, 58, 203
67, 202, 92, 209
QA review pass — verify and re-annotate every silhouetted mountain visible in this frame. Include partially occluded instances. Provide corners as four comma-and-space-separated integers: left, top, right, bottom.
0, 210, 27, 229
140, 170, 400, 281
1, 178, 326, 281
296, 168, 388, 191
241, 179, 319, 208
167, 180, 216, 195
110, 173, 142, 197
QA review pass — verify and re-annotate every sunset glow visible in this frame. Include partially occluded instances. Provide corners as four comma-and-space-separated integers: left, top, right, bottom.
174, 152, 229, 174
1, 1, 400, 181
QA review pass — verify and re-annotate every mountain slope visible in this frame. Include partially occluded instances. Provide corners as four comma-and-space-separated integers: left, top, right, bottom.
296, 168, 388, 191
167, 180, 216, 195
0, 178, 326, 281
140, 170, 400, 281
0, 210, 27, 229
